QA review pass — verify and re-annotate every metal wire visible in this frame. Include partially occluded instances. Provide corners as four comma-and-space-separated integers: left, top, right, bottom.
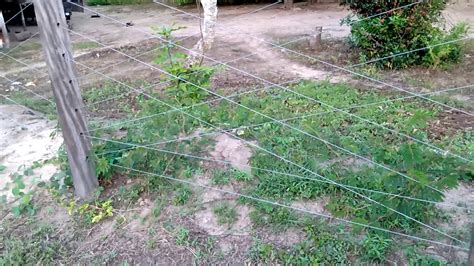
349, 36, 473, 68
0, 94, 50, 120
112, 164, 469, 251
67, 29, 473, 204
3, 2, 33, 25
84, 36, 307, 109
0, 74, 56, 106
95, 83, 474, 157
68, 3, 473, 164
71, 57, 464, 244
90, 135, 474, 212
149, 0, 473, 117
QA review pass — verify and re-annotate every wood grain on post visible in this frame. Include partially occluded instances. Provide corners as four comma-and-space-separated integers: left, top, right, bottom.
309, 26, 323, 51
0, 10, 10, 49
469, 224, 474, 266
33, 0, 98, 199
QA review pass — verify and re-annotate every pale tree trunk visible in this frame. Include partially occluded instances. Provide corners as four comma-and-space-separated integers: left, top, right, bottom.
188, 0, 218, 66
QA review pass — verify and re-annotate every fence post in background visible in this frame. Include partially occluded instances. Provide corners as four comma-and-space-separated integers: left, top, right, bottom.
284, 0, 293, 9
309, 26, 323, 51
0, 10, 10, 49
469, 224, 474, 266
33, 0, 98, 199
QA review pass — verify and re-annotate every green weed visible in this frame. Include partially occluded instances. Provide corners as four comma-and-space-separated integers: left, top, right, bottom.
0, 223, 67, 264
0, 92, 56, 119
362, 233, 392, 261
173, 185, 192, 205
211, 169, 231, 185
73, 41, 100, 50
213, 203, 238, 227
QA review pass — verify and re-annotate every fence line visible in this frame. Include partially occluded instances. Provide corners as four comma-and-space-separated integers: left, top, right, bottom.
68, 4, 473, 164
90, 135, 473, 212
94, 83, 474, 159
72, 57, 463, 244
1, 0, 470, 251
72, 45, 449, 197
112, 164, 469, 251
83, 36, 307, 109
0, 74, 56, 105
3, 2, 33, 25
147, 0, 473, 117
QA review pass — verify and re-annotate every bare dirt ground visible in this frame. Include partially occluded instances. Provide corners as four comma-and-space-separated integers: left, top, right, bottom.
1, 1, 474, 264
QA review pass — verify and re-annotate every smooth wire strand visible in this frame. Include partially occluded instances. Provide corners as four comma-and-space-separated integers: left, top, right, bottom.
111, 163, 469, 251
69, 37, 450, 198
3, 2, 33, 25
66, 27, 472, 198
0, 32, 39, 58
80, 0, 293, 108
349, 36, 473, 68
70, 54, 464, 244
0, 75, 56, 106
70, 2, 473, 164
88, 77, 302, 131
95, 83, 474, 158
149, 0, 473, 117
84, 35, 307, 109
0, 94, 50, 120
90, 135, 474, 212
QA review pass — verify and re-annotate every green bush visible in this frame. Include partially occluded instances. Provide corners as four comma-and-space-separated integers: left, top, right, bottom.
341, 0, 468, 69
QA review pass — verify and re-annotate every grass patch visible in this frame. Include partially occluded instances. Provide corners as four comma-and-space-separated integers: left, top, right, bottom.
85, 51, 472, 262
6, 42, 42, 59
213, 203, 238, 227
73, 41, 100, 51
1, 92, 56, 119
0, 222, 67, 264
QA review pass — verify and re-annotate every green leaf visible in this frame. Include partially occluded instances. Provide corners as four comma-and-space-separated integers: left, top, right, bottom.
12, 206, 22, 216
12, 187, 22, 196
400, 143, 423, 168
408, 169, 430, 186
0, 165, 6, 173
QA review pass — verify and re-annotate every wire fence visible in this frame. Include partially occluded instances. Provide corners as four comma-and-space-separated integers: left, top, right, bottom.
1, 0, 473, 255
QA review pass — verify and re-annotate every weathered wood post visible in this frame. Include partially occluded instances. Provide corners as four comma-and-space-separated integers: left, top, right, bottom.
284, 0, 293, 9
0, 10, 10, 49
309, 26, 323, 51
469, 224, 474, 266
33, 0, 98, 199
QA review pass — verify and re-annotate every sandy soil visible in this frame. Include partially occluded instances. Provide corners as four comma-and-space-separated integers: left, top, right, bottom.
0, 105, 62, 200
1, 2, 473, 264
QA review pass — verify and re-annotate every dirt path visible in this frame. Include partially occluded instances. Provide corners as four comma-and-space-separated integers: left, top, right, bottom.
0, 105, 61, 200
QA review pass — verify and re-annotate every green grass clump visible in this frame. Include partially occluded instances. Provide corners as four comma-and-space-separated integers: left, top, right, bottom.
213, 203, 238, 227
73, 41, 100, 51
0, 224, 67, 265
1, 92, 56, 119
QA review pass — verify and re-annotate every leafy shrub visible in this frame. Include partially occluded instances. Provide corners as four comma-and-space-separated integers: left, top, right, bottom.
154, 26, 215, 106
341, 0, 468, 68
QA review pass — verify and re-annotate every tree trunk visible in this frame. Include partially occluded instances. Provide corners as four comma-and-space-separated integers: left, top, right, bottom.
187, 0, 218, 66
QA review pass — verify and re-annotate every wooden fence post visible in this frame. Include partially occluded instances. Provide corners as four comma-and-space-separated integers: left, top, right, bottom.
469, 224, 474, 266
309, 26, 323, 51
284, 0, 293, 9
0, 10, 10, 49
33, 0, 98, 199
